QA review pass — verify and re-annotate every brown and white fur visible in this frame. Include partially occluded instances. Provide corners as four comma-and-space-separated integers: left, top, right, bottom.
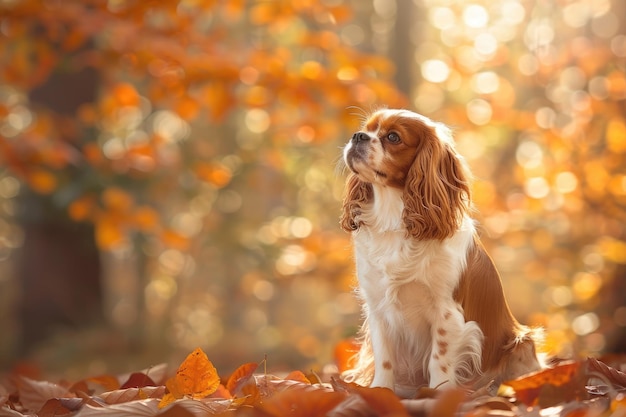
340, 108, 541, 395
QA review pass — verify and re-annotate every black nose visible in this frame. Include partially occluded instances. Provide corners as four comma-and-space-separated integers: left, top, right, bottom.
352, 132, 369, 143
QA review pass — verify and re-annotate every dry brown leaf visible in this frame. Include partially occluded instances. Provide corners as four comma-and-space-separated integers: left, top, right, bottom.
155, 403, 196, 417
17, 377, 73, 412
120, 373, 156, 390
157, 398, 233, 417
100, 386, 166, 404
586, 357, 626, 388
75, 398, 160, 416
38, 398, 76, 417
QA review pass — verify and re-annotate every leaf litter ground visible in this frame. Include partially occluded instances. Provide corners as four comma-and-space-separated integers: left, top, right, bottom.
1, 347, 626, 417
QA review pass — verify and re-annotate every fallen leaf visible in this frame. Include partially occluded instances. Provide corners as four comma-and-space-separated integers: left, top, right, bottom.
225, 362, 258, 395
17, 377, 72, 412
155, 402, 196, 417
86, 375, 121, 392
284, 370, 310, 384
330, 378, 409, 417
159, 398, 233, 416
158, 392, 177, 410
505, 361, 585, 407
208, 384, 232, 400
38, 398, 77, 417
100, 386, 166, 404
327, 394, 371, 417
76, 398, 160, 416
257, 384, 345, 417
157, 348, 220, 409
586, 357, 626, 388
120, 373, 156, 389
348, 385, 409, 417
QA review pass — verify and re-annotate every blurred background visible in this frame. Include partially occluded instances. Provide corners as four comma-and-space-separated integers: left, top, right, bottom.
0, 0, 625, 379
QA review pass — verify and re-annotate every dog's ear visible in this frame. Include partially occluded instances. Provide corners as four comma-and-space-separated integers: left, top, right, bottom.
402, 129, 471, 240
340, 173, 373, 232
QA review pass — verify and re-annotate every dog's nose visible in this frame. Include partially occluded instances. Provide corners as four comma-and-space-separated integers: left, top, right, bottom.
352, 132, 370, 143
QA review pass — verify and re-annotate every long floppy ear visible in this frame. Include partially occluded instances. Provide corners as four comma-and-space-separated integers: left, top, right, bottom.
340, 173, 373, 232
403, 131, 471, 240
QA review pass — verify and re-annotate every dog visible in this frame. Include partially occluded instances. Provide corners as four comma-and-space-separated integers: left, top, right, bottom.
340, 108, 542, 394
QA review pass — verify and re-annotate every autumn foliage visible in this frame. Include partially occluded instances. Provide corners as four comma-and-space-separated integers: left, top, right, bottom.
2, 347, 626, 416
0, 0, 404, 249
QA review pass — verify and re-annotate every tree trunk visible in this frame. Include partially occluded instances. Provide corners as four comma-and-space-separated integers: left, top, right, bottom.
17, 37, 103, 354
17, 191, 103, 351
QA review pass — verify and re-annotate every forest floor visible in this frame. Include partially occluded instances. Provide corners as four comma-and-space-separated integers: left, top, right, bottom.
2, 346, 626, 416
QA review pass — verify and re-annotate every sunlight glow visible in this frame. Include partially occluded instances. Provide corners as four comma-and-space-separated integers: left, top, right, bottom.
252, 280, 275, 301
474, 33, 498, 57
466, 98, 492, 125
525, 177, 550, 199
421, 59, 450, 83
516, 140, 543, 169
573, 272, 602, 300
472, 71, 499, 94
462, 4, 488, 28
429, 7, 455, 30
571, 312, 600, 335
151, 110, 190, 142
555, 172, 578, 194
245, 109, 270, 134
500, 1, 525, 25
518, 53, 539, 76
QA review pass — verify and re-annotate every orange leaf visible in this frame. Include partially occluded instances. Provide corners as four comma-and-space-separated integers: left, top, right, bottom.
158, 348, 220, 409
284, 370, 310, 384
225, 362, 258, 395
505, 360, 584, 406
258, 386, 346, 417
208, 384, 232, 399
86, 375, 120, 392
344, 384, 409, 417
428, 389, 466, 417
158, 392, 177, 409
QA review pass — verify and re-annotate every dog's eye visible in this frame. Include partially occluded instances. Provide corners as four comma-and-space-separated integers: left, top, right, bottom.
387, 132, 401, 143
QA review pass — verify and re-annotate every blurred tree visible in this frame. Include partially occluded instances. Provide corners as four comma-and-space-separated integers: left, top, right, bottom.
15, 32, 103, 352
0, 0, 404, 363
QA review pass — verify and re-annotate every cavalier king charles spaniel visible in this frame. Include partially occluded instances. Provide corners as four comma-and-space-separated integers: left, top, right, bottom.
340, 108, 542, 395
